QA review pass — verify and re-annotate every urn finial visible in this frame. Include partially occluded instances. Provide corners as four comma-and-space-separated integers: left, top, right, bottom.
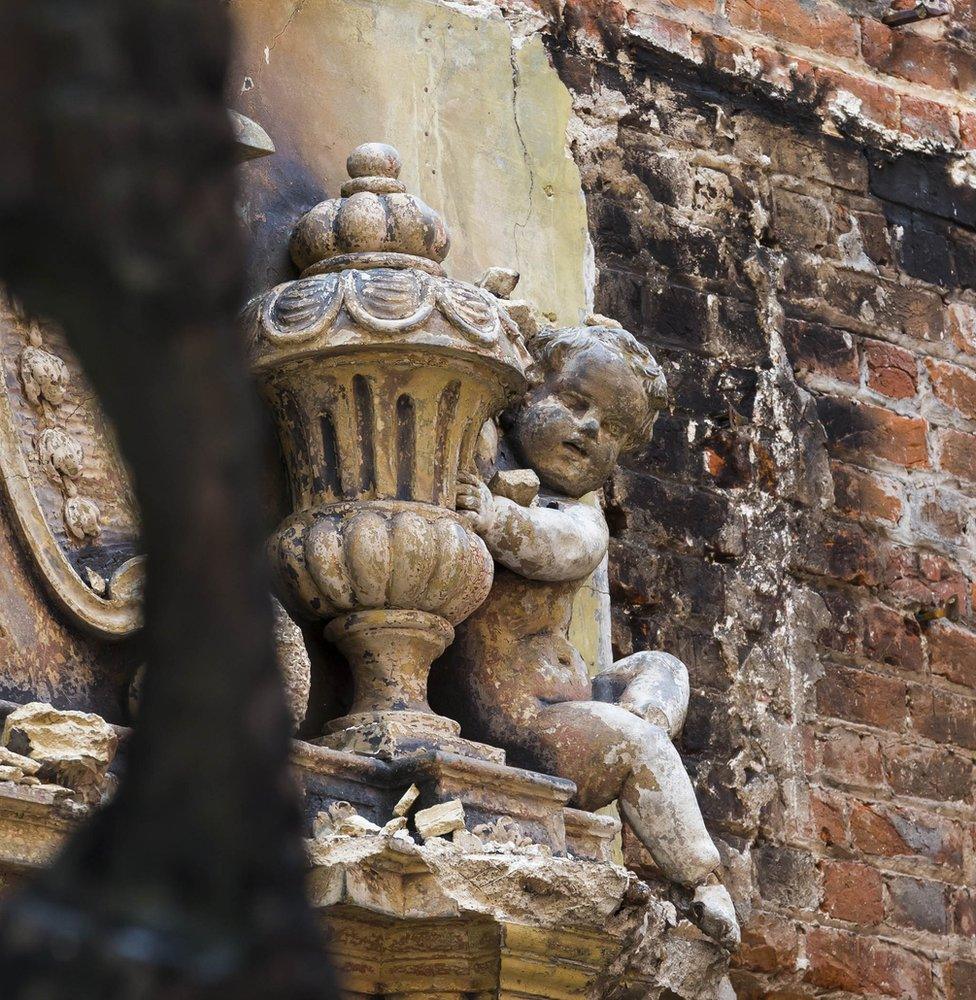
290, 142, 451, 273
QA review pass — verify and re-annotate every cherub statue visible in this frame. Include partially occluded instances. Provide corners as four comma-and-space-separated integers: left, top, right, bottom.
430, 320, 739, 946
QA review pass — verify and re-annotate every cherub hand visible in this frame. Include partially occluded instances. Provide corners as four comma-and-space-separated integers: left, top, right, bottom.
456, 471, 496, 535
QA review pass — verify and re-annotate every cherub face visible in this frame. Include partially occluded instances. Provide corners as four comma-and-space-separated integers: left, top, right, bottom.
512, 343, 651, 497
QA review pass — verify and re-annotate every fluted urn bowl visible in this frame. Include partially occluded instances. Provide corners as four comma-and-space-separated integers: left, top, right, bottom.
247, 143, 529, 750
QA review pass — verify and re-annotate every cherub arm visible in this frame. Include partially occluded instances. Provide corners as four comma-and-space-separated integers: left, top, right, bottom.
457, 473, 608, 582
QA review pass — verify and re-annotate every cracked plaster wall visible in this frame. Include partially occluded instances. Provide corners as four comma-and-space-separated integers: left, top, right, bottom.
228, 0, 592, 323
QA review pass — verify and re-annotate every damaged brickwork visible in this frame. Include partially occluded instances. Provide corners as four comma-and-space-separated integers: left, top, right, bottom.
453, 1, 976, 997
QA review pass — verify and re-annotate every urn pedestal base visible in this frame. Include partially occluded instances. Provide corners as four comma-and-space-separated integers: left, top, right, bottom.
319, 608, 505, 763
317, 711, 505, 764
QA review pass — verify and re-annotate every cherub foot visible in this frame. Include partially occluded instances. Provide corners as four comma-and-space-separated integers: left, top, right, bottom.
692, 882, 740, 950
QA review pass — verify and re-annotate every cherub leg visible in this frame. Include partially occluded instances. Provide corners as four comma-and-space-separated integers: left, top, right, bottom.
592, 650, 690, 738
533, 700, 718, 885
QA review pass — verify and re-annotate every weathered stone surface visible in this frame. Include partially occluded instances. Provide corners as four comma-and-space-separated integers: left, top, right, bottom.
271, 596, 310, 731
415, 799, 466, 840
1, 702, 117, 801
392, 783, 420, 817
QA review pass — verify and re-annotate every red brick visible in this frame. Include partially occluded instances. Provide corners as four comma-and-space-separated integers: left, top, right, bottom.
784, 320, 857, 382
562, 0, 627, 42
910, 684, 976, 750
915, 486, 970, 546
863, 605, 924, 673
926, 358, 976, 420
961, 111, 976, 151
851, 801, 911, 856
805, 926, 934, 999
817, 589, 860, 655
851, 801, 963, 867
626, 11, 695, 60
755, 843, 821, 909
939, 427, 976, 483
799, 520, 884, 586
817, 665, 907, 731
865, 340, 918, 399
952, 888, 976, 937
947, 960, 976, 1000
727, 0, 858, 58
814, 68, 901, 132
861, 17, 956, 90
734, 911, 799, 973
887, 875, 949, 934
806, 786, 847, 846
692, 31, 749, 75
949, 302, 976, 353
953, 40, 976, 92
820, 726, 885, 787
773, 188, 833, 251
831, 463, 903, 525
818, 397, 929, 469
820, 860, 883, 923
883, 547, 970, 610
900, 95, 959, 147
884, 743, 973, 803
928, 620, 976, 689
750, 46, 815, 93
654, 0, 716, 9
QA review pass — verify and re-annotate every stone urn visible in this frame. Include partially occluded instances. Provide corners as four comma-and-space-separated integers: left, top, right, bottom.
247, 143, 529, 758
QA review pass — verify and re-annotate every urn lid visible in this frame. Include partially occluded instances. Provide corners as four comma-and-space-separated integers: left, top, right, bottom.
250, 142, 533, 389
290, 143, 452, 275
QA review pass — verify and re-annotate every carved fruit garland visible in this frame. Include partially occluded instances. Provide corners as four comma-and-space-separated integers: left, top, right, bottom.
18, 319, 102, 542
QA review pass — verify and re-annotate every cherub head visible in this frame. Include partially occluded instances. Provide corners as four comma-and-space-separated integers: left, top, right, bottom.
511, 323, 668, 498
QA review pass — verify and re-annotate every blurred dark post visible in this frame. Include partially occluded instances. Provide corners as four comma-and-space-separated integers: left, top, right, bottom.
0, 1, 335, 996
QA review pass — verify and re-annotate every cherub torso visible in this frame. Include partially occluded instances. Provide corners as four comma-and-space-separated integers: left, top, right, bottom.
429, 493, 603, 755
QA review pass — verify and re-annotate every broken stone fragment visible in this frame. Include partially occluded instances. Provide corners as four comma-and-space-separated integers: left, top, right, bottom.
0, 765, 35, 784
503, 300, 545, 341
392, 783, 420, 817
312, 811, 334, 840
452, 828, 485, 852
585, 312, 623, 330
0, 745, 42, 778
1, 703, 117, 801
313, 800, 381, 840
477, 266, 520, 299
414, 799, 465, 840
489, 469, 540, 507
335, 814, 382, 837
380, 816, 408, 836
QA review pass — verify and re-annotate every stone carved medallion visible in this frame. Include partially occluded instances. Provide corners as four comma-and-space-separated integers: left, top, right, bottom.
0, 295, 143, 639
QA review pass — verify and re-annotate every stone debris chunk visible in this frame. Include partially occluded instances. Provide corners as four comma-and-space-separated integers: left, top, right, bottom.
381, 816, 408, 836
392, 783, 420, 817
0, 746, 42, 778
414, 799, 465, 840
1, 703, 117, 801
452, 828, 484, 852
503, 300, 544, 340
313, 800, 381, 840
489, 469, 540, 507
336, 814, 382, 837
477, 266, 520, 299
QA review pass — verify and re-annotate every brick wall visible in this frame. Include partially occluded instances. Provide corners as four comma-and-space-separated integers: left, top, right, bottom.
486, 0, 976, 996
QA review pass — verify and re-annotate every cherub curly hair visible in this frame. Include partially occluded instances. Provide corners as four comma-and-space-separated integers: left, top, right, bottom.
529, 324, 669, 450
